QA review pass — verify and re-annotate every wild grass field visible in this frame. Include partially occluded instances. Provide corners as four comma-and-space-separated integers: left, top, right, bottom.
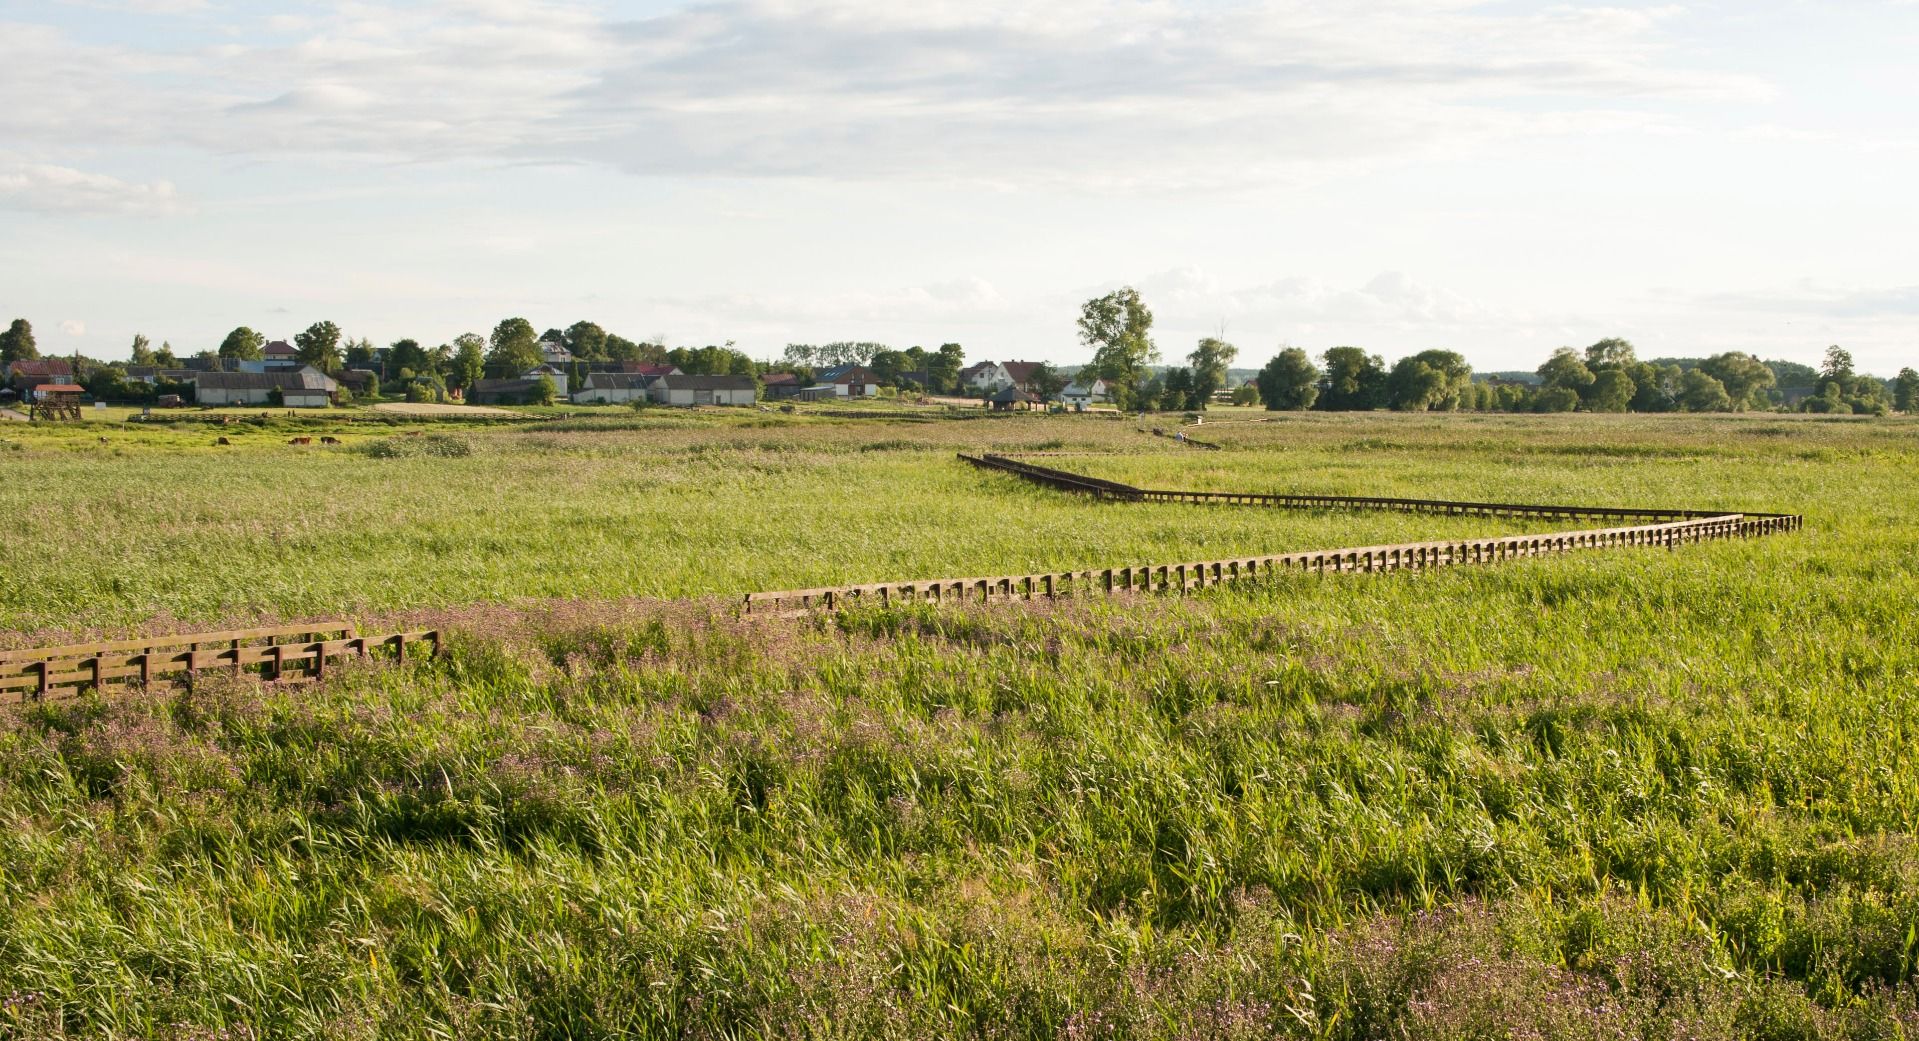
2, 409, 1917, 1039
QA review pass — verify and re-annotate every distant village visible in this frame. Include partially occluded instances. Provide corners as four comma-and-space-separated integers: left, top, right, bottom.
0, 329, 1121, 414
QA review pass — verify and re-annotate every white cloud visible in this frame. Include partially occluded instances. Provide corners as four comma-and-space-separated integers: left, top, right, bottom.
1, 0, 1767, 190
0, 163, 182, 216
59, 320, 87, 336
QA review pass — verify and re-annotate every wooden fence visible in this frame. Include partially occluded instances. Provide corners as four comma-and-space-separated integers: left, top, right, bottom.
0, 622, 442, 706
742, 512, 1797, 616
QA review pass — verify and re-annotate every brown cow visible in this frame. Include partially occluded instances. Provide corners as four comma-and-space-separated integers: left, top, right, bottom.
288, 436, 313, 446
216, 436, 232, 446
319, 435, 341, 445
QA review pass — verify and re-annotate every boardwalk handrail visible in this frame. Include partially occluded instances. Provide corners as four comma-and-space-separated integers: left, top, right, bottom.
743, 512, 1799, 616
961, 453, 1798, 524
0, 623, 443, 706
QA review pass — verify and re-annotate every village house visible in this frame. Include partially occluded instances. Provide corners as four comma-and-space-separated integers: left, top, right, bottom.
571, 372, 660, 405
958, 361, 1010, 393
4, 358, 75, 392
1000, 361, 1047, 392
1058, 378, 1113, 407
815, 364, 880, 398
650, 374, 757, 407
261, 340, 300, 364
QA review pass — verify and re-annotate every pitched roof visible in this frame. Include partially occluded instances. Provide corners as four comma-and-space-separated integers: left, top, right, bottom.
991, 385, 1039, 403
1001, 361, 1045, 385
470, 378, 542, 394
7, 359, 73, 377
582, 372, 658, 390
193, 368, 336, 392
655, 374, 757, 391
817, 364, 875, 384
759, 372, 801, 386
262, 340, 298, 357
958, 361, 1000, 377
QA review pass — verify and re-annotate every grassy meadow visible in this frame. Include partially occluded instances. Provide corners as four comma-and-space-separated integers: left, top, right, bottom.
2, 408, 1918, 1038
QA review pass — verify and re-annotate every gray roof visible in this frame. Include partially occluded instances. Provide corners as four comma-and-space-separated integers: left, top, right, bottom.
471, 378, 541, 394
583, 372, 658, 390
655, 374, 756, 391
192, 368, 336, 392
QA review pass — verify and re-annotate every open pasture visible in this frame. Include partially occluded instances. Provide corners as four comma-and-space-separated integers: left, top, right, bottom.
1, 410, 1917, 1038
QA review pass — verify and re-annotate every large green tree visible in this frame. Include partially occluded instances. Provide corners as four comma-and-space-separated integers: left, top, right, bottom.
1677, 369, 1732, 412
1, 318, 40, 364
486, 317, 543, 377
218, 326, 265, 361
1387, 350, 1472, 411
1584, 337, 1637, 371
929, 343, 965, 394
564, 321, 609, 360
451, 333, 486, 393
1586, 369, 1636, 412
1186, 337, 1238, 409
388, 338, 431, 377
1256, 348, 1320, 411
1537, 347, 1595, 401
1316, 346, 1386, 410
128, 333, 155, 367
1077, 288, 1157, 408
294, 321, 343, 373
1697, 352, 1775, 411
1896, 368, 1919, 414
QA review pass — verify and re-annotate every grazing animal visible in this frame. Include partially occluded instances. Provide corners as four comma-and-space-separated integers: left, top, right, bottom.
98, 436, 110, 444
319, 435, 341, 445
288, 436, 313, 446
216, 437, 232, 446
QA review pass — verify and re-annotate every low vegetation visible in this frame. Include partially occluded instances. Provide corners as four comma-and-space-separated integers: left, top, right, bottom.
0, 410, 1915, 1038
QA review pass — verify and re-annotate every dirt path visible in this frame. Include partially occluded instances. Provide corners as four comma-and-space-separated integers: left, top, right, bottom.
369, 401, 520, 418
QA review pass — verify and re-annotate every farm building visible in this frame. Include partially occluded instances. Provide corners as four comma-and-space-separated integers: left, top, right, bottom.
522, 365, 569, 397
572, 372, 660, 404
262, 340, 299, 363
5, 359, 75, 392
1000, 361, 1047, 392
191, 367, 337, 407
760, 372, 803, 398
815, 364, 880, 397
651, 374, 757, 407
469, 378, 548, 405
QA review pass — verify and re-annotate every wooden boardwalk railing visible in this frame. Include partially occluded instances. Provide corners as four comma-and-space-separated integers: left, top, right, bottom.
743, 512, 1795, 616
0, 622, 442, 706
960, 453, 1803, 526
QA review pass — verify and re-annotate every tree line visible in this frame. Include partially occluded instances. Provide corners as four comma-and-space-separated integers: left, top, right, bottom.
1058, 288, 1915, 416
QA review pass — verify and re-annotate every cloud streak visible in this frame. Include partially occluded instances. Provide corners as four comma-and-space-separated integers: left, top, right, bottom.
4, 1, 1765, 191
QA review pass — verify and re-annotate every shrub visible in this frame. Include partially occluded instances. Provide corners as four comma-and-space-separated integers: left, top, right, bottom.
361, 433, 473, 458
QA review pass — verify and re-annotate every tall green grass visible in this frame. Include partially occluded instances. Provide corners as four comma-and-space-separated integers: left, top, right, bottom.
0, 412, 1915, 1037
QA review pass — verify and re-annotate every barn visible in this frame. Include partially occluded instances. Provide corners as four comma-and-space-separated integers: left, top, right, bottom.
572, 372, 659, 405
651, 374, 757, 407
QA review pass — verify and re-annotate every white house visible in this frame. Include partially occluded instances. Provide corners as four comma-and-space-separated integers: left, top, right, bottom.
650, 374, 757, 407
959, 361, 1011, 393
1058, 378, 1113, 407
572, 372, 658, 404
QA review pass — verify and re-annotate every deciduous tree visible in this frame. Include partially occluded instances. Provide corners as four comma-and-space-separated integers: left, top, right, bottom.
0, 319, 38, 364
487, 317, 543, 377
218, 326, 264, 362
1256, 348, 1319, 411
1186, 337, 1237, 409
1317, 346, 1386, 410
294, 321, 343, 373
1077, 288, 1158, 408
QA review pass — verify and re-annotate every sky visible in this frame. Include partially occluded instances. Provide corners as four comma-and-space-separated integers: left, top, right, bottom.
2, 0, 1915, 373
